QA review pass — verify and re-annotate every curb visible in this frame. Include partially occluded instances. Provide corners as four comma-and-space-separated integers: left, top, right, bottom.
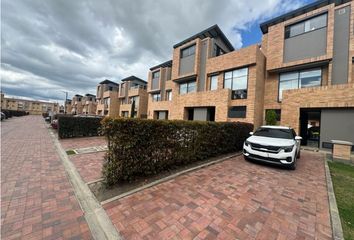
101, 152, 241, 205
48, 129, 122, 240
324, 159, 344, 240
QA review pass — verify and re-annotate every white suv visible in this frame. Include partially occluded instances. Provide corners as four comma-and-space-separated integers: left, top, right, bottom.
243, 126, 302, 170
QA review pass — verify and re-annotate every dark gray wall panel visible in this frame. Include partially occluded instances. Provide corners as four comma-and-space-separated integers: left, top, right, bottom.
198, 40, 208, 92
332, 6, 350, 85
179, 55, 195, 75
194, 108, 208, 121
320, 108, 354, 148
283, 28, 327, 63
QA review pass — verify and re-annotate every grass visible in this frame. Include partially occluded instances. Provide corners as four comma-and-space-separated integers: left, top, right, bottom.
66, 149, 76, 155
328, 161, 354, 240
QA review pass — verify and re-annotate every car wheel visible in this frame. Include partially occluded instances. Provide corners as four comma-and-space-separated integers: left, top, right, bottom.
289, 158, 296, 170
297, 150, 301, 159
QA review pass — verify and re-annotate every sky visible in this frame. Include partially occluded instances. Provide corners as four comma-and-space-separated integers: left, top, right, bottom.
1, 0, 315, 103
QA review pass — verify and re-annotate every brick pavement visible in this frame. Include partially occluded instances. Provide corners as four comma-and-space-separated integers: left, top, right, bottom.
1, 116, 93, 239
59, 136, 106, 150
69, 152, 104, 183
104, 152, 332, 240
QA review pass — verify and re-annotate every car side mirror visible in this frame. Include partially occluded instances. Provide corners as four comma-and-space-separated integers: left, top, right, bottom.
295, 136, 302, 140
249, 132, 253, 135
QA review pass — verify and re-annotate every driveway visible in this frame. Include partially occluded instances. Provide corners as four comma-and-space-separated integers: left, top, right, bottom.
1, 116, 92, 239
104, 152, 332, 239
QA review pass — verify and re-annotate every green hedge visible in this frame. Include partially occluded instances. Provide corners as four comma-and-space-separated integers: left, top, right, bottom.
101, 118, 253, 186
58, 116, 103, 139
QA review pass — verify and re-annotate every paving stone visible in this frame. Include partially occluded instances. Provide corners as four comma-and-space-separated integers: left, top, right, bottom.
104, 152, 332, 239
1, 116, 93, 239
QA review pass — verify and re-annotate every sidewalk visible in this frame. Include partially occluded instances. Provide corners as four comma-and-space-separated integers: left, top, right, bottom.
1, 116, 92, 239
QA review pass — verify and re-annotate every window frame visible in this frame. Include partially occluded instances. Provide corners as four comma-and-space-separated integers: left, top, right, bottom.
151, 70, 160, 90
209, 75, 218, 91
180, 44, 196, 58
278, 67, 322, 102
152, 93, 161, 102
166, 90, 172, 101
284, 13, 328, 39
179, 80, 196, 95
228, 106, 247, 118
223, 67, 249, 99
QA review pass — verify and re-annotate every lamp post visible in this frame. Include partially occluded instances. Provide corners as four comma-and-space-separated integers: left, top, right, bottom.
62, 91, 68, 114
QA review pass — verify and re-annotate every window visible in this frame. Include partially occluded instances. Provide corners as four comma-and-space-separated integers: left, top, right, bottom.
253, 127, 295, 139
223, 67, 248, 99
166, 90, 172, 101
279, 68, 321, 101
151, 71, 160, 90
130, 96, 139, 106
209, 75, 218, 91
181, 44, 196, 58
121, 111, 129, 117
152, 93, 161, 102
103, 97, 110, 106
109, 86, 113, 91
285, 13, 327, 39
179, 81, 196, 95
228, 106, 246, 118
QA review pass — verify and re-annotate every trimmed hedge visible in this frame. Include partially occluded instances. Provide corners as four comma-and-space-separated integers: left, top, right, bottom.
58, 116, 103, 139
101, 118, 253, 186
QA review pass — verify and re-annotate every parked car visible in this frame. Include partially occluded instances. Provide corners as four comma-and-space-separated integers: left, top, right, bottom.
1, 112, 5, 121
243, 126, 302, 170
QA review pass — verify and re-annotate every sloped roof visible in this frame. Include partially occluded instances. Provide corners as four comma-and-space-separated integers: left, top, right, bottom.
150, 60, 173, 71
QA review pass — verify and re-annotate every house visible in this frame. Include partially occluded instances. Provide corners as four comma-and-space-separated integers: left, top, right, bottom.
118, 76, 148, 118
71, 94, 83, 115
64, 99, 72, 114
82, 94, 97, 115
96, 79, 120, 116
260, 0, 354, 149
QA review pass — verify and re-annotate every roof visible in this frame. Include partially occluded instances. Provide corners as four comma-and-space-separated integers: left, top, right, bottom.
121, 75, 147, 83
74, 94, 83, 97
99, 79, 119, 85
85, 94, 95, 97
150, 60, 173, 71
260, 125, 292, 129
173, 24, 234, 51
260, 0, 351, 34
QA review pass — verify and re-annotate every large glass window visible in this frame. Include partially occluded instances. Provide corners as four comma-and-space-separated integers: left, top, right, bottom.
224, 67, 248, 99
179, 81, 196, 95
285, 13, 327, 39
279, 68, 321, 101
152, 93, 161, 102
210, 75, 218, 91
181, 45, 196, 58
151, 71, 160, 90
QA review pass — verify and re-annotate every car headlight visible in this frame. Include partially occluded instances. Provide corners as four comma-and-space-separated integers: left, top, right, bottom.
283, 145, 294, 152
244, 140, 250, 147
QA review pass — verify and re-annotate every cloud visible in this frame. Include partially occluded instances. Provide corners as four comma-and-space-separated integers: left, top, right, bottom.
1, 0, 307, 102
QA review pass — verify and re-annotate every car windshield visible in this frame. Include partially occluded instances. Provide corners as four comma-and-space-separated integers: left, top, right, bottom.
253, 128, 294, 139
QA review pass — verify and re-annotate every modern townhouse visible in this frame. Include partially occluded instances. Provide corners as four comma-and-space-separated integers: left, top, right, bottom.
260, 0, 354, 149
147, 25, 266, 128
82, 93, 97, 115
71, 94, 83, 115
96, 79, 120, 117
1, 92, 59, 114
118, 76, 148, 118
64, 99, 72, 114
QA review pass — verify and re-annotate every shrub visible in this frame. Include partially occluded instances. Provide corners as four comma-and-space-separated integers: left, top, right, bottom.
265, 110, 277, 125
58, 116, 103, 139
101, 118, 253, 186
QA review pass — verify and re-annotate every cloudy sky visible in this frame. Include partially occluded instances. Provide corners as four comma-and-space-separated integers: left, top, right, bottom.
1, 0, 313, 103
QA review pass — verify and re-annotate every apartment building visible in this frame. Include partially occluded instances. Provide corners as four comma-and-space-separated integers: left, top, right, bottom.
147, 25, 266, 128
71, 94, 83, 114
1, 92, 59, 114
118, 76, 148, 118
64, 99, 72, 114
96, 79, 120, 117
260, 0, 354, 149
82, 94, 97, 115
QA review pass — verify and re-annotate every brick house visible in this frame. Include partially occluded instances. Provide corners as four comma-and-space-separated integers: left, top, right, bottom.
146, 0, 354, 150
82, 94, 97, 115
71, 94, 83, 115
118, 76, 148, 118
96, 79, 120, 117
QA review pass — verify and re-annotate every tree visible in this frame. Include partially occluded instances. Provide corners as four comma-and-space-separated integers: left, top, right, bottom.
265, 110, 277, 125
